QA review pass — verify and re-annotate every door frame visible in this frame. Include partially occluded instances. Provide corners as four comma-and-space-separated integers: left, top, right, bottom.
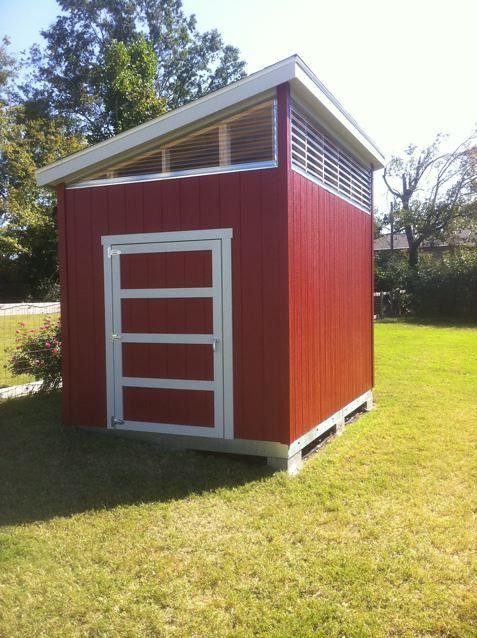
101, 228, 234, 439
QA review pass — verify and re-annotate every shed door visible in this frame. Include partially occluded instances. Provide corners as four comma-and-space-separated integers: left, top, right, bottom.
104, 234, 232, 439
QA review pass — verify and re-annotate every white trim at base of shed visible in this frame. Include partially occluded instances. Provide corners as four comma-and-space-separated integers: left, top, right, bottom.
77, 389, 373, 475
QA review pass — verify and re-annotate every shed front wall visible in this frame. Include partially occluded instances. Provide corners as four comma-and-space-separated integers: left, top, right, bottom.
287, 170, 373, 442
58, 167, 290, 443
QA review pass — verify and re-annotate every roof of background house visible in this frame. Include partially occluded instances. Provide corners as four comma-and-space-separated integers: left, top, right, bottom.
374, 229, 477, 251
36, 54, 385, 188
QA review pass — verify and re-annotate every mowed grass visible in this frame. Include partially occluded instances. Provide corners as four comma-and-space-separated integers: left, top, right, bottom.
0, 322, 476, 637
0, 313, 59, 387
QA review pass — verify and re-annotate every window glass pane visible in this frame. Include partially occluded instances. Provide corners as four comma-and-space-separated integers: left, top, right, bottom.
169, 128, 220, 172
229, 102, 274, 164
76, 97, 276, 184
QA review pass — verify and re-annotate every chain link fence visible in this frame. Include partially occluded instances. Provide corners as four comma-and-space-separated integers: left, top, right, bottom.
0, 303, 60, 394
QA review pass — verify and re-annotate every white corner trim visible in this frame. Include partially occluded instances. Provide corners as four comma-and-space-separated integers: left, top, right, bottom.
36, 54, 385, 187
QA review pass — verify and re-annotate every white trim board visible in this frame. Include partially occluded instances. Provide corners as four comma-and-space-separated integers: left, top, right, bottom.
101, 228, 233, 246
36, 55, 384, 187
83, 389, 374, 461
288, 390, 373, 456
68, 159, 277, 190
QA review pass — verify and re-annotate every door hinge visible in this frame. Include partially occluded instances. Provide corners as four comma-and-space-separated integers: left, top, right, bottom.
107, 247, 121, 258
111, 416, 124, 428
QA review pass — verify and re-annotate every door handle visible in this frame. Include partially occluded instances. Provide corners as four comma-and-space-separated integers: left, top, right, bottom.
212, 337, 220, 352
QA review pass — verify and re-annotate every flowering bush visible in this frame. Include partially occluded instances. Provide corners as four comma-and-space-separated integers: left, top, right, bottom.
7, 317, 62, 390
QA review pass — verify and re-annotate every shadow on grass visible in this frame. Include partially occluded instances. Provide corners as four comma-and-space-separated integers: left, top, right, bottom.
0, 392, 271, 526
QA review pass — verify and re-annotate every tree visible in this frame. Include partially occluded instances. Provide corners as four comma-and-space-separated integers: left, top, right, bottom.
0, 103, 85, 298
383, 133, 477, 268
1, 1, 246, 298
0, 36, 17, 101
25, 0, 246, 141
103, 36, 166, 136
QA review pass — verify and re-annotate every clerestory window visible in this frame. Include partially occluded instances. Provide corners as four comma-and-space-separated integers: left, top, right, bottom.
71, 98, 277, 187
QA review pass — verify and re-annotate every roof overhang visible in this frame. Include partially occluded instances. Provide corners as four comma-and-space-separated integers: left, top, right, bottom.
36, 55, 385, 188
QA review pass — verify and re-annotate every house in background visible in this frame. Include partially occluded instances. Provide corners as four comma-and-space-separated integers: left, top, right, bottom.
374, 229, 477, 256
36, 55, 384, 473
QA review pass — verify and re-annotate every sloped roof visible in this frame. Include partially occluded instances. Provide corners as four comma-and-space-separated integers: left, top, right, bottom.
36, 55, 385, 187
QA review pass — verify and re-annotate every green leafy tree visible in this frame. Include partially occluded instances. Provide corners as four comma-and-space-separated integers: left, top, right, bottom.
26, 0, 246, 141
383, 133, 477, 269
103, 37, 165, 135
1, 1, 246, 298
0, 36, 18, 102
0, 103, 85, 298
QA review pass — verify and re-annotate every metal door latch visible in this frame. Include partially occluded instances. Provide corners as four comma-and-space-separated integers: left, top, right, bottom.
212, 337, 220, 352
111, 333, 121, 341
111, 417, 124, 428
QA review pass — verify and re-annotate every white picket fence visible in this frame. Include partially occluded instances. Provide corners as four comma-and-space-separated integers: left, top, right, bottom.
0, 302, 60, 315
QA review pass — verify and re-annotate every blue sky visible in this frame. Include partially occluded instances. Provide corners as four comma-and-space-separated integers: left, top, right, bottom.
2, 0, 476, 209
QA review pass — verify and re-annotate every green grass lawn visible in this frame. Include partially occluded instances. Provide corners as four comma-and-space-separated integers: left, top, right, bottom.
0, 322, 475, 637
0, 313, 60, 388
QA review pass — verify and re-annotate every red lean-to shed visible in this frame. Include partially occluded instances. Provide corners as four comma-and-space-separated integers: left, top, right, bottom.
37, 56, 384, 473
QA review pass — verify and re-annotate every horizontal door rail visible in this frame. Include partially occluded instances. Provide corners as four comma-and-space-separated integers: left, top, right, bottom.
122, 377, 215, 391
120, 333, 215, 344
116, 420, 217, 437
111, 240, 218, 256
120, 287, 214, 299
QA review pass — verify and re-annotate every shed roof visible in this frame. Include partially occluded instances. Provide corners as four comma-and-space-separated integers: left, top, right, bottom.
36, 55, 385, 187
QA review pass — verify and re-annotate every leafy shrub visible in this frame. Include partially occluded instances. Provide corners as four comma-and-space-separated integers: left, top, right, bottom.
375, 248, 477, 321
412, 250, 477, 320
7, 317, 62, 390
375, 252, 411, 292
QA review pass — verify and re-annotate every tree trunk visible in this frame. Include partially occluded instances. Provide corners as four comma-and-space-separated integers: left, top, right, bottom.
404, 224, 419, 270
408, 242, 419, 269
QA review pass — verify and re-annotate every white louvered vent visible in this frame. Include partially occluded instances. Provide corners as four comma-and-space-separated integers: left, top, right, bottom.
291, 104, 372, 213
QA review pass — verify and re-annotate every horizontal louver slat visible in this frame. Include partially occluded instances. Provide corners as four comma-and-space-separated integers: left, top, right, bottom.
291, 103, 372, 213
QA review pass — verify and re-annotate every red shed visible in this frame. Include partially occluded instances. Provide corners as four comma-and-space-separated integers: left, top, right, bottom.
37, 56, 384, 473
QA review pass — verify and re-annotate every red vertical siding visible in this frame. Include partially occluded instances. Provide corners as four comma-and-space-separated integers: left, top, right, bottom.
61, 166, 290, 441
287, 171, 373, 441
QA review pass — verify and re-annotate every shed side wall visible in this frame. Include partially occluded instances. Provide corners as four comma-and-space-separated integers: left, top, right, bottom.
288, 170, 373, 442
59, 161, 290, 442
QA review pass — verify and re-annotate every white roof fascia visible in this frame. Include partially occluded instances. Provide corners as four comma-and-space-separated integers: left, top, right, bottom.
36, 54, 385, 187
36, 57, 296, 187
292, 58, 385, 169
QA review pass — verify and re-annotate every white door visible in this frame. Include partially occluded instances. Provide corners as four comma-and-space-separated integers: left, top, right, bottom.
102, 229, 233, 439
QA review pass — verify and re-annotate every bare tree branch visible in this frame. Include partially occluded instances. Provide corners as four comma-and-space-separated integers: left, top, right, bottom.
382, 132, 477, 268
